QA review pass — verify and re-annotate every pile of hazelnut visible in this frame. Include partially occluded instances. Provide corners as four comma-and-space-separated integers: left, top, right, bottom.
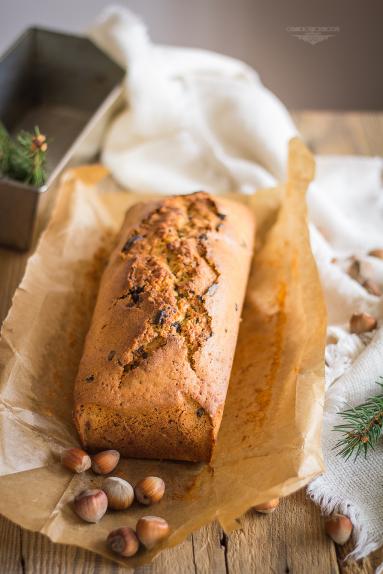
63, 449, 355, 557
338, 251, 383, 335
61, 447, 169, 557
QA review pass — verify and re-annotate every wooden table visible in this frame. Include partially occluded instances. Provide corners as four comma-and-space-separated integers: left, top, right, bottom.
1, 111, 382, 574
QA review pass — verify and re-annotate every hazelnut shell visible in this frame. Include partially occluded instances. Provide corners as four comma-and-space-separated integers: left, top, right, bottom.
325, 514, 353, 545
74, 489, 108, 523
136, 516, 170, 549
61, 448, 91, 473
102, 476, 134, 510
254, 498, 280, 514
91, 450, 120, 475
107, 527, 139, 557
135, 476, 165, 505
369, 249, 383, 260
350, 312, 377, 334
362, 279, 382, 297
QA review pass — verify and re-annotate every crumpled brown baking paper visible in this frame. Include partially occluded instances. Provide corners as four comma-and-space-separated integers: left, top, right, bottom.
0, 138, 326, 566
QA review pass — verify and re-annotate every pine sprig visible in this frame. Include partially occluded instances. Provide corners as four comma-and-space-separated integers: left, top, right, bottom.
0, 123, 48, 187
333, 377, 383, 461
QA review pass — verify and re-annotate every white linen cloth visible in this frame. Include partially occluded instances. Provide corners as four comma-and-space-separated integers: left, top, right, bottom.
90, 7, 383, 567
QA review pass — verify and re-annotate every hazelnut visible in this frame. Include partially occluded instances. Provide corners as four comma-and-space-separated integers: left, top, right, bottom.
350, 312, 377, 334
369, 249, 383, 260
135, 476, 165, 505
102, 477, 134, 510
324, 513, 353, 545
347, 258, 361, 281
107, 527, 139, 557
73, 489, 108, 523
136, 516, 170, 549
61, 448, 91, 473
362, 279, 382, 297
91, 450, 120, 475
253, 498, 280, 514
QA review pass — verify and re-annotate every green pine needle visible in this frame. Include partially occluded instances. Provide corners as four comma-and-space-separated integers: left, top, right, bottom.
0, 122, 11, 174
333, 377, 383, 461
0, 123, 48, 187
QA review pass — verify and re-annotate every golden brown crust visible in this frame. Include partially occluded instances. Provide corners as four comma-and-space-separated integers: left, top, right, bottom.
74, 192, 255, 462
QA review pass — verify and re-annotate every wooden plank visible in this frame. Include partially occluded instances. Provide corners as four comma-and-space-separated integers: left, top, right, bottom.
19, 529, 195, 574
358, 112, 383, 156
291, 111, 373, 156
15, 523, 227, 574
135, 536, 195, 574
191, 522, 227, 574
225, 490, 338, 574
0, 515, 23, 574
0, 249, 29, 324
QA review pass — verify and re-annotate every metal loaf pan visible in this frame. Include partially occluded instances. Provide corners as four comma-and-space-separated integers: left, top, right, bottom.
0, 27, 125, 250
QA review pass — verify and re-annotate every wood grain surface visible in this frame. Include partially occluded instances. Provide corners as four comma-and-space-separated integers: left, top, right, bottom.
0, 111, 382, 574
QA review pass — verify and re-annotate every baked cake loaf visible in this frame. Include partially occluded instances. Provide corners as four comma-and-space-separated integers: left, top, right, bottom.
74, 192, 254, 462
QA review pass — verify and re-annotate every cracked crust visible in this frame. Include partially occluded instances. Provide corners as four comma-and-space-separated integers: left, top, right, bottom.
73, 192, 255, 462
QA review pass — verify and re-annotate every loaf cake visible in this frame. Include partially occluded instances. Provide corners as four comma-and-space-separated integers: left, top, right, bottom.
74, 192, 255, 462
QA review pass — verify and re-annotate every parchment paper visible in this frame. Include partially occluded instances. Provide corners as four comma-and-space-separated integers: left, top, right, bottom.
0, 139, 326, 567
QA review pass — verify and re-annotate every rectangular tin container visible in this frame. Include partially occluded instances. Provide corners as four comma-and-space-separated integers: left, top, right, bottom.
0, 27, 125, 250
